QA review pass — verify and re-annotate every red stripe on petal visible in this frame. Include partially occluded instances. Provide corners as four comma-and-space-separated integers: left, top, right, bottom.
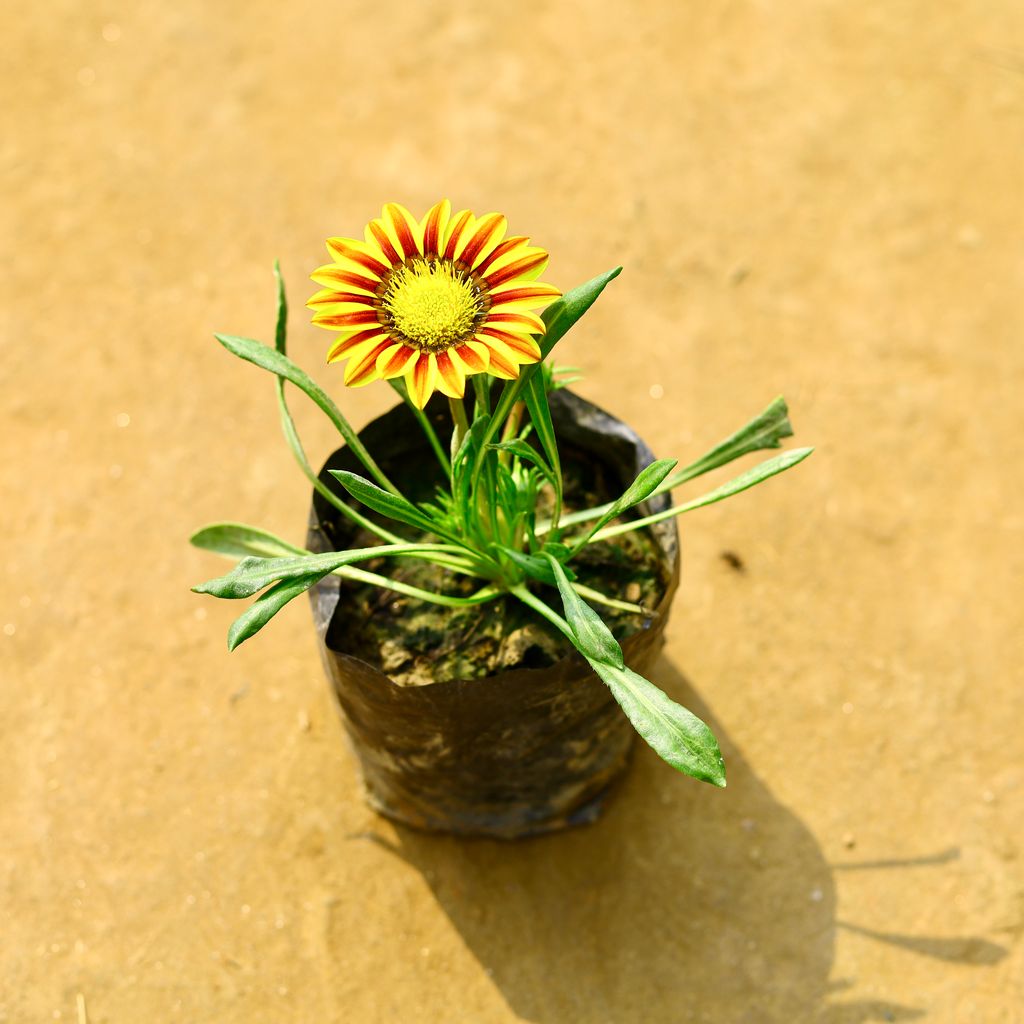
479, 327, 542, 360
484, 252, 549, 289
487, 310, 546, 333
421, 200, 449, 257
307, 289, 375, 308
326, 238, 391, 279
407, 353, 436, 408
435, 351, 465, 398
442, 210, 473, 260
489, 284, 562, 307
385, 203, 420, 259
311, 266, 381, 293
378, 344, 418, 378
345, 338, 395, 386
367, 221, 402, 267
327, 329, 386, 362
475, 235, 528, 275
481, 341, 519, 380
312, 309, 381, 329
460, 213, 506, 268
454, 343, 487, 373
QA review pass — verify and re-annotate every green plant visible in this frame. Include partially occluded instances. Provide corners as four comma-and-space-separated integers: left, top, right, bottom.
192, 203, 812, 787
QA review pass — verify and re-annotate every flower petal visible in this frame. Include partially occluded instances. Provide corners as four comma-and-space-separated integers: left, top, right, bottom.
365, 220, 403, 268
483, 251, 549, 289
454, 340, 489, 373
377, 343, 419, 379
479, 327, 542, 362
486, 310, 546, 335
383, 202, 421, 260
434, 350, 466, 398
306, 287, 377, 312
441, 209, 474, 261
476, 336, 520, 380
460, 213, 507, 269
312, 308, 382, 330
474, 235, 529, 276
405, 352, 439, 409
325, 237, 391, 280
344, 337, 396, 387
488, 282, 562, 310
420, 199, 451, 257
310, 264, 381, 295
327, 328, 389, 363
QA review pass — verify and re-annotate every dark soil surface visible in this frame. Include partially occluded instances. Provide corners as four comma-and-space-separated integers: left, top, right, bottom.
326, 449, 670, 686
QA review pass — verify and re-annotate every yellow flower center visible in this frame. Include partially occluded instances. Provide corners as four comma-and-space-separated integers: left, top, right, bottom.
381, 259, 483, 351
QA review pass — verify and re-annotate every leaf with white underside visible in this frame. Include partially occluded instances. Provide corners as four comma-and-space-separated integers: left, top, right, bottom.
193, 544, 450, 599
568, 458, 677, 553
593, 447, 814, 542
190, 522, 306, 560
510, 558, 725, 786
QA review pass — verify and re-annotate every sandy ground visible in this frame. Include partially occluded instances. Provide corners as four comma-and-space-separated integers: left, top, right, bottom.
3, 1, 1023, 1021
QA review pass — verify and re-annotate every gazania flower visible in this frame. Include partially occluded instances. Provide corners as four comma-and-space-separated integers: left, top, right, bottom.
307, 201, 561, 407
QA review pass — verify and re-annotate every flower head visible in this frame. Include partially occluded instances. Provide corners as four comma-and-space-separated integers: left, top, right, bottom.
308, 201, 561, 407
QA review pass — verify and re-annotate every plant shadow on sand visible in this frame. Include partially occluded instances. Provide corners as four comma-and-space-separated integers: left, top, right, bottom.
348, 657, 1006, 1022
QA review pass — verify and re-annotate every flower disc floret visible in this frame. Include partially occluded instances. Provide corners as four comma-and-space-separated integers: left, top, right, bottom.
382, 259, 484, 352
308, 201, 561, 407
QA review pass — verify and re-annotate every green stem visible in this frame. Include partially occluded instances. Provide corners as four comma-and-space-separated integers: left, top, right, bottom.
571, 582, 652, 617
449, 396, 470, 454
336, 566, 502, 608
509, 585, 575, 641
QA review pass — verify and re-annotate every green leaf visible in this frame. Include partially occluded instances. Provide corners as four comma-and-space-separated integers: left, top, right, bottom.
190, 522, 306, 560
473, 267, 623, 484
544, 554, 623, 668
522, 372, 561, 480
488, 438, 555, 483
499, 548, 576, 585
593, 447, 814, 541
266, 267, 401, 544
214, 332, 398, 496
329, 470, 437, 535
193, 542, 453, 600
510, 582, 725, 786
227, 573, 321, 651
662, 396, 794, 490
539, 266, 623, 358
569, 458, 677, 553
590, 661, 726, 786
273, 259, 288, 354
194, 549, 379, 599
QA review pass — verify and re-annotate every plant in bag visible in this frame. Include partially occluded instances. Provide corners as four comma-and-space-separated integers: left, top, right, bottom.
192, 201, 812, 792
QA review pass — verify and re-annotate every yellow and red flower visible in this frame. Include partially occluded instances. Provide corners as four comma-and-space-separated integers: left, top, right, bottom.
308, 201, 561, 407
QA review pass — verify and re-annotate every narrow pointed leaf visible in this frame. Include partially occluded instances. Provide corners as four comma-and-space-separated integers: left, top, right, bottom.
329, 470, 437, 534
569, 458, 677, 552
227, 573, 321, 651
591, 661, 726, 786
538, 266, 623, 358
659, 396, 794, 490
522, 372, 562, 485
510, 582, 725, 786
488, 438, 555, 483
474, 267, 623, 481
214, 332, 397, 495
193, 543, 446, 599
594, 447, 814, 542
500, 548, 576, 585
190, 522, 306, 560
544, 553, 623, 668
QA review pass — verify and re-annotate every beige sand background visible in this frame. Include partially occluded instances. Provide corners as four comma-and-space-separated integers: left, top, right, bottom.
3, 1, 1023, 1021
